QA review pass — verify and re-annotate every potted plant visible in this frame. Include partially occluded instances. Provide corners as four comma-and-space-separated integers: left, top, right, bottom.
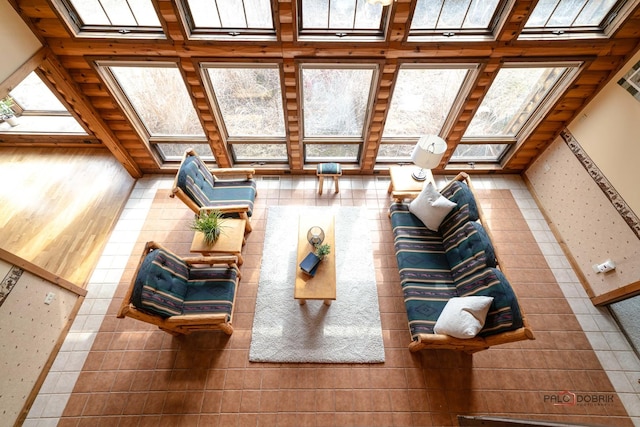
315, 243, 331, 260
190, 210, 226, 245
0, 96, 19, 127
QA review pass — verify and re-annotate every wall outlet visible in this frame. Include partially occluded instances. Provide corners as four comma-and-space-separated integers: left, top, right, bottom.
44, 292, 55, 305
592, 259, 616, 274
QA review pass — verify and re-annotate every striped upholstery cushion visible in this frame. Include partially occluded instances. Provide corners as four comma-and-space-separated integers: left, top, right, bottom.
455, 267, 524, 337
443, 221, 497, 284
183, 266, 238, 320
317, 162, 342, 175
439, 181, 479, 237
176, 155, 216, 208
210, 179, 257, 217
132, 248, 189, 318
391, 203, 457, 338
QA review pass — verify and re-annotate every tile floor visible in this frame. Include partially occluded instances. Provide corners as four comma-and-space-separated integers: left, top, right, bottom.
24, 174, 640, 426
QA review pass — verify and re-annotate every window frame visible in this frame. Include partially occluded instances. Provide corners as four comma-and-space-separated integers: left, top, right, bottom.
51, 0, 165, 38
296, 0, 392, 42
0, 70, 90, 136
299, 61, 380, 165
375, 62, 480, 164
452, 60, 585, 165
406, 0, 514, 42
95, 59, 208, 165
200, 61, 289, 165
176, 0, 278, 41
518, 0, 638, 40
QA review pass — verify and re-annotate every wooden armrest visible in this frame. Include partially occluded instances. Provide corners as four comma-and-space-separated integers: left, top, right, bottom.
391, 191, 420, 201
183, 255, 239, 266
210, 168, 255, 179
165, 313, 228, 323
199, 205, 250, 214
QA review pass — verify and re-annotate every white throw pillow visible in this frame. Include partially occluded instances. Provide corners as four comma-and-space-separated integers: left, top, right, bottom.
409, 182, 457, 231
433, 296, 494, 339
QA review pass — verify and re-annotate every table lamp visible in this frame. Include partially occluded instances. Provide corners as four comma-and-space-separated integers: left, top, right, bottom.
410, 135, 447, 181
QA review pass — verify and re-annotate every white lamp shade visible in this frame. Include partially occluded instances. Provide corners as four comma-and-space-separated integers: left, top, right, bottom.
366, 0, 393, 5
411, 135, 447, 169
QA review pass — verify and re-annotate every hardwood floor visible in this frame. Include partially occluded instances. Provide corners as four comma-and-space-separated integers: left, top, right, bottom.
0, 147, 135, 287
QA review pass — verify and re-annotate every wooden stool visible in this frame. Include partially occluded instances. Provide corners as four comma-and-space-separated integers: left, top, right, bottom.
316, 163, 342, 195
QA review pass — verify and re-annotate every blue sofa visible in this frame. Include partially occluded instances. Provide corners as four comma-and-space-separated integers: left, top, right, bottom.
389, 172, 534, 353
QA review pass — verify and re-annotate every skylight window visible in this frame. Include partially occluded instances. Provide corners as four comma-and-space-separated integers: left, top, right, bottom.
180, 0, 275, 39
0, 72, 87, 134
408, 0, 509, 40
520, 0, 632, 38
54, 0, 163, 36
298, 0, 389, 40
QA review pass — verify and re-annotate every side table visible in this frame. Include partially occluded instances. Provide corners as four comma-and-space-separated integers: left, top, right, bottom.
190, 218, 246, 265
387, 165, 435, 201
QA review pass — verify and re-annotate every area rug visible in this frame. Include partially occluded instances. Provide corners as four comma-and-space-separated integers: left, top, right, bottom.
249, 206, 385, 363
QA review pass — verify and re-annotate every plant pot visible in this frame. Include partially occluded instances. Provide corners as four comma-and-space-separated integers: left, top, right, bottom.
5, 116, 19, 127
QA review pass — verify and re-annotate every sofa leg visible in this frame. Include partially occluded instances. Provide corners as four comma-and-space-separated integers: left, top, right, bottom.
220, 323, 234, 335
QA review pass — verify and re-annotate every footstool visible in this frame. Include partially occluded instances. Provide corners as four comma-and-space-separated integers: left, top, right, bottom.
316, 163, 342, 195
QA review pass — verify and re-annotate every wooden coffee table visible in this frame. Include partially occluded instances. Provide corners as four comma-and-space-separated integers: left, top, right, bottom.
189, 218, 246, 265
294, 214, 336, 306
387, 165, 435, 201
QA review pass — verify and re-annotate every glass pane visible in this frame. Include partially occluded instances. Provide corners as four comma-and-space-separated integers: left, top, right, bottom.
232, 144, 288, 160
206, 66, 285, 137
245, 0, 274, 28
187, 0, 222, 27
10, 72, 67, 112
383, 67, 468, 137
574, 0, 617, 26
525, 0, 617, 28
465, 0, 500, 28
109, 66, 205, 137
301, 0, 382, 31
156, 143, 214, 160
464, 66, 566, 138
411, 0, 500, 31
0, 116, 86, 134
302, 67, 374, 137
72, 0, 111, 25
218, 0, 247, 27
451, 143, 508, 161
302, 0, 329, 28
70, 0, 160, 27
305, 144, 359, 161
375, 144, 414, 161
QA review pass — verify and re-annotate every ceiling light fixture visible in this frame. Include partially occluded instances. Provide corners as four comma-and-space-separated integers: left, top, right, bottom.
366, 0, 394, 6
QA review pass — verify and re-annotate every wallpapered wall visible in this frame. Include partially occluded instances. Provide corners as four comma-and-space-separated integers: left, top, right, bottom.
0, 259, 79, 426
525, 136, 640, 299
525, 51, 640, 301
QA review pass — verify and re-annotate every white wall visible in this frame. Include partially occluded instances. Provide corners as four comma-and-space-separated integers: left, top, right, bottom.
0, 0, 41, 84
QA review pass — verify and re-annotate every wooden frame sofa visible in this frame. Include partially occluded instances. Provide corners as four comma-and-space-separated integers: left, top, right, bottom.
117, 241, 241, 336
171, 148, 257, 233
389, 172, 534, 353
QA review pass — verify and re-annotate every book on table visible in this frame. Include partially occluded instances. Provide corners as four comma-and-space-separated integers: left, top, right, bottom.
299, 252, 321, 276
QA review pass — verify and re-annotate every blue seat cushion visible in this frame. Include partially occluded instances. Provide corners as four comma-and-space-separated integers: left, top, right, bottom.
132, 248, 189, 318
176, 155, 216, 208
455, 267, 524, 337
439, 181, 479, 237
443, 221, 497, 283
210, 179, 257, 218
317, 162, 342, 175
183, 266, 238, 320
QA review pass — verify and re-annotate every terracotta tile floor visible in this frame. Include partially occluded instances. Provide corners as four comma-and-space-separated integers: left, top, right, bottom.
46, 176, 634, 426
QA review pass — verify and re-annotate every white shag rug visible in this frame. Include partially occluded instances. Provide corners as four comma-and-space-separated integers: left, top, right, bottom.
249, 206, 385, 364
